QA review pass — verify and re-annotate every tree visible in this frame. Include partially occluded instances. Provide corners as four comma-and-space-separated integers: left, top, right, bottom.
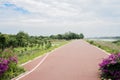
16, 31, 29, 47
49, 32, 84, 40
8, 35, 18, 48
79, 33, 84, 39
0, 34, 9, 51
50, 35, 57, 39
56, 34, 63, 39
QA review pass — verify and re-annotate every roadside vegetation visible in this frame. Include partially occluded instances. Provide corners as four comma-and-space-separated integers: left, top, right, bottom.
87, 40, 120, 53
0, 31, 84, 80
99, 53, 120, 80
87, 39, 120, 79
0, 48, 25, 80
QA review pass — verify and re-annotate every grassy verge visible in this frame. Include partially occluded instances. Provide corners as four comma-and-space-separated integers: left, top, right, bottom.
86, 40, 120, 54
16, 40, 69, 64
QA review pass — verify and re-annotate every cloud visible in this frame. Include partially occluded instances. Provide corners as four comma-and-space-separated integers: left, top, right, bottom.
0, 0, 120, 37
8, 0, 80, 17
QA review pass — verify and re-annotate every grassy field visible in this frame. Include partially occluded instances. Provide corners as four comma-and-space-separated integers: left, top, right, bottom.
87, 40, 120, 54
14, 40, 69, 64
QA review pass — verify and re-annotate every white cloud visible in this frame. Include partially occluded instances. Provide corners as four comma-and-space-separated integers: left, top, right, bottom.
9, 0, 80, 17
0, 0, 120, 37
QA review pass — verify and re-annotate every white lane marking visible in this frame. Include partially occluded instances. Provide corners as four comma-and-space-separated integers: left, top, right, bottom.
20, 53, 45, 67
16, 53, 50, 80
20, 60, 32, 66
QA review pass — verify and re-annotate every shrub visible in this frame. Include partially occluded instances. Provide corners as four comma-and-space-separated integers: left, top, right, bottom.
0, 48, 24, 80
89, 40, 94, 44
0, 58, 9, 76
99, 53, 120, 80
113, 40, 120, 45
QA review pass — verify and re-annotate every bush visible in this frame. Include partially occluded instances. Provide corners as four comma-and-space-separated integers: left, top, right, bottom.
0, 58, 9, 76
0, 48, 24, 80
113, 40, 120, 46
99, 53, 120, 80
89, 41, 94, 44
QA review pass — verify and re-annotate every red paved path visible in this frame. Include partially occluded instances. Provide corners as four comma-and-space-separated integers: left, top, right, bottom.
17, 40, 108, 80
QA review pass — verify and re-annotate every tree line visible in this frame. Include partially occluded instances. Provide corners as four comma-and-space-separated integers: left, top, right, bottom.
50, 32, 84, 40
0, 31, 51, 51
0, 31, 84, 51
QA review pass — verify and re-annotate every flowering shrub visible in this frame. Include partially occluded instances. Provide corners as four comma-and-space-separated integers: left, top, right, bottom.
0, 48, 24, 80
99, 53, 120, 80
0, 58, 9, 76
0, 48, 18, 76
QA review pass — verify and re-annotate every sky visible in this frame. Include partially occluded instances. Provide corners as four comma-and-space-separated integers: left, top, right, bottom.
0, 0, 120, 37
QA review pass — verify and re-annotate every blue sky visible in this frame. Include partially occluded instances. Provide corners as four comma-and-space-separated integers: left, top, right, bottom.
0, 0, 120, 37
3, 2, 29, 14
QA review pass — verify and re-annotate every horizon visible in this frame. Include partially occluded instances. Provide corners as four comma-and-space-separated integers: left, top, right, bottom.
0, 31, 120, 38
0, 0, 120, 37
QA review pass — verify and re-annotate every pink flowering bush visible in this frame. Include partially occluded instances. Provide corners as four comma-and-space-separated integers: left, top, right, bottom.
0, 58, 9, 76
0, 48, 24, 80
99, 53, 120, 80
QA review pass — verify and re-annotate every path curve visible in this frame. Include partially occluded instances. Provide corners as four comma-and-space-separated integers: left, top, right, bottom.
16, 40, 108, 80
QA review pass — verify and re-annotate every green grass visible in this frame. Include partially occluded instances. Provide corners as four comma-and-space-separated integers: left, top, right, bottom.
16, 40, 69, 64
87, 40, 120, 54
